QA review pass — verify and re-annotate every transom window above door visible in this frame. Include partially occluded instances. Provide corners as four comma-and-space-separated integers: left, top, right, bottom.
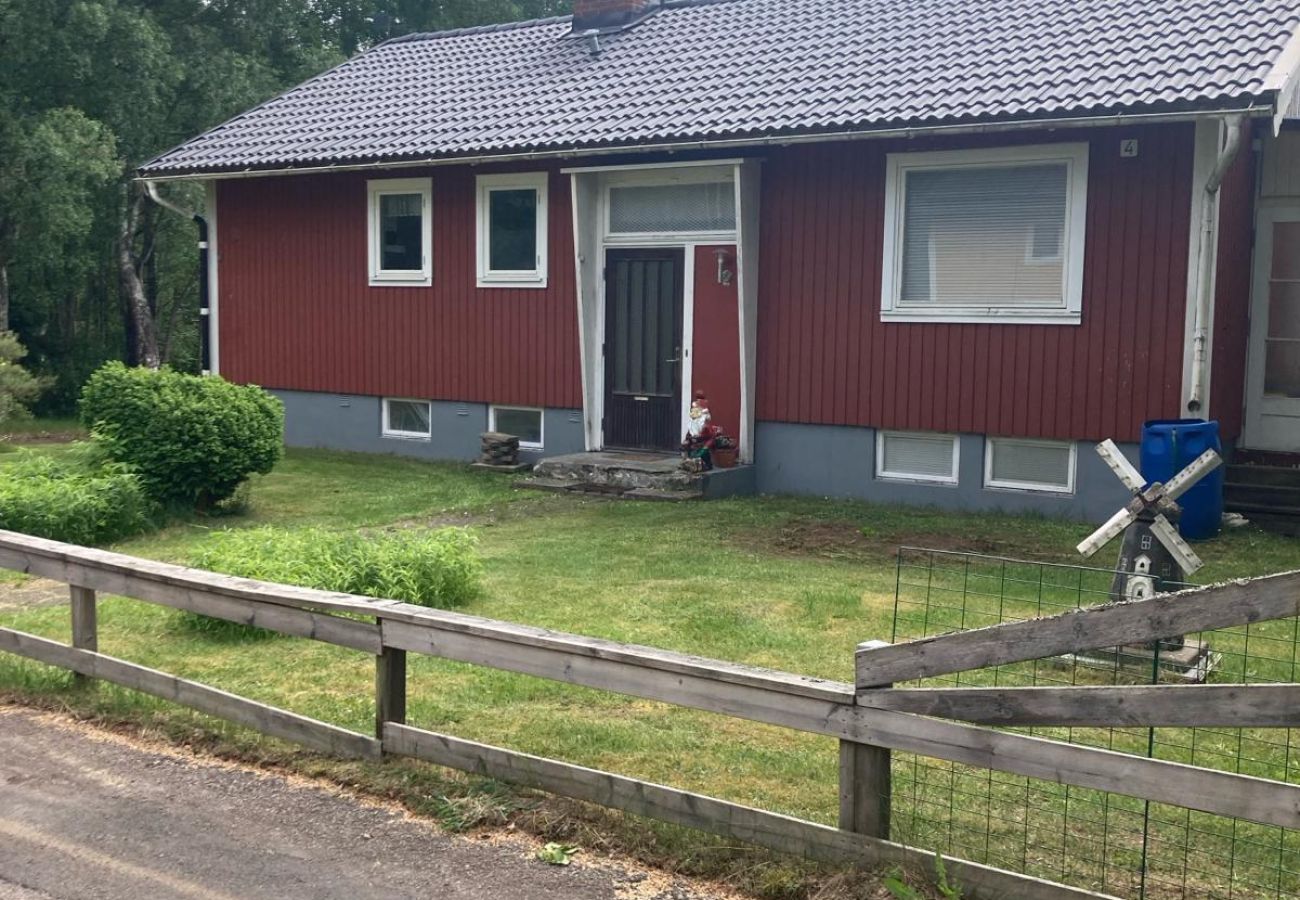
881, 144, 1089, 324
476, 173, 548, 287
602, 165, 737, 242
367, 178, 432, 287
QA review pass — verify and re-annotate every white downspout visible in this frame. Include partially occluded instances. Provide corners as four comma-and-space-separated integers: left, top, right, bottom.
1186, 115, 1245, 413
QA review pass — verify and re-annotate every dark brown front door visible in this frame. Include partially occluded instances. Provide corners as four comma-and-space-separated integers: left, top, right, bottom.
603, 248, 684, 451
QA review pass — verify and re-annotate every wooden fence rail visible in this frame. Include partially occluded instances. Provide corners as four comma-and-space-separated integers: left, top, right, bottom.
2, 529, 1299, 900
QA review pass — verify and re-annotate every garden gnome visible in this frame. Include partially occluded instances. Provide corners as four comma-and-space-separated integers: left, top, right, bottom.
682, 391, 719, 471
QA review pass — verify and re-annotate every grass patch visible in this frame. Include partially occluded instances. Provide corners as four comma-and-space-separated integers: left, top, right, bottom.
0, 445, 1297, 898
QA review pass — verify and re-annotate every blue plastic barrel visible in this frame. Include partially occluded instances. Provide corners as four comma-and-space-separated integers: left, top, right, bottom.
1139, 419, 1223, 541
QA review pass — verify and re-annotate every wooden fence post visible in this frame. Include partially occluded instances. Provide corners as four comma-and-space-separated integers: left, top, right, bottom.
840, 640, 892, 839
69, 585, 97, 686
375, 646, 407, 744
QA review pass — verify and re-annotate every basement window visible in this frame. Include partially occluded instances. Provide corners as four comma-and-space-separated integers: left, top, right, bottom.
477, 173, 548, 288
382, 398, 432, 440
876, 431, 959, 485
881, 144, 1089, 324
489, 406, 543, 449
984, 437, 1076, 494
368, 178, 432, 286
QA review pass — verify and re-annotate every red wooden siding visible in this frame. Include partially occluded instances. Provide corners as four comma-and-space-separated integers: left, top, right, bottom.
216, 165, 581, 409
691, 244, 742, 441
1209, 122, 1259, 442
754, 123, 1196, 443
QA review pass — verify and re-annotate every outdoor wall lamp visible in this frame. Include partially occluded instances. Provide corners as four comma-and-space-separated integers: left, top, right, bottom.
714, 248, 734, 286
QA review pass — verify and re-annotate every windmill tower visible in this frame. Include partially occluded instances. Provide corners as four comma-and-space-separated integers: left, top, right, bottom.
1076, 439, 1223, 678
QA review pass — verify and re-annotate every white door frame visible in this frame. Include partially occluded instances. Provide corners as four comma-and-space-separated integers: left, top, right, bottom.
1244, 203, 1300, 451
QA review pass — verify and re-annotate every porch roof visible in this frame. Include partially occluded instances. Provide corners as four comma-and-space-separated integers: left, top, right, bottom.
141, 0, 1300, 178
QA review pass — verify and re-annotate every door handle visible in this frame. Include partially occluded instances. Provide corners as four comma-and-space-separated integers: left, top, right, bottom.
665, 346, 681, 364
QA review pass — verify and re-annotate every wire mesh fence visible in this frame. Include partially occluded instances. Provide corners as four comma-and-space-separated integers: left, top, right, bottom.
888, 547, 1300, 900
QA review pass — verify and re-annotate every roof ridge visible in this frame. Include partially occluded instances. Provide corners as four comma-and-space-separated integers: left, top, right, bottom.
383, 14, 571, 45
384, 0, 750, 45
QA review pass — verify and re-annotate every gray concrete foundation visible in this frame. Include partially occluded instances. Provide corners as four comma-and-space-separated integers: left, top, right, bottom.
754, 422, 1136, 523
274, 390, 584, 464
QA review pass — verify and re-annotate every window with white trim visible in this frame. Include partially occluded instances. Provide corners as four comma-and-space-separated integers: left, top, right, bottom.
476, 173, 548, 287
368, 178, 432, 286
876, 431, 959, 484
382, 398, 432, 440
881, 143, 1089, 324
984, 437, 1076, 494
489, 406, 543, 449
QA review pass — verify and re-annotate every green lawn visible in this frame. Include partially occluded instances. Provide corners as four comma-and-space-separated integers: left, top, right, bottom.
1, 445, 1298, 898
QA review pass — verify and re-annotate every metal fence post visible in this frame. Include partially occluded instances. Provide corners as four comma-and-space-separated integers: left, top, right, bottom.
375, 646, 407, 744
840, 639, 892, 839
69, 585, 97, 686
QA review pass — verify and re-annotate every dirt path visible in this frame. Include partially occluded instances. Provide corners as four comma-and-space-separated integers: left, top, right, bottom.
0, 579, 67, 613
0, 705, 735, 900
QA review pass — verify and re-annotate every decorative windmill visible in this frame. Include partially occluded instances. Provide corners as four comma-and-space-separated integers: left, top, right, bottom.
1077, 439, 1223, 608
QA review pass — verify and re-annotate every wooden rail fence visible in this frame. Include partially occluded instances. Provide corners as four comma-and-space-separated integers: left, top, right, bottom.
1, 529, 1298, 900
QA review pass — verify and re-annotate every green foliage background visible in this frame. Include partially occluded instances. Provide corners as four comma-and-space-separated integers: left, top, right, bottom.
0, 0, 566, 410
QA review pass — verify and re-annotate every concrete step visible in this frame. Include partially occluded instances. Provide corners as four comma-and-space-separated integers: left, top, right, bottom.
1224, 481, 1300, 513
1225, 464, 1300, 488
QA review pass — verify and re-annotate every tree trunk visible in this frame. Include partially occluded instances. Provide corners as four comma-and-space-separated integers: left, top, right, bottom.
117, 188, 160, 369
0, 260, 9, 334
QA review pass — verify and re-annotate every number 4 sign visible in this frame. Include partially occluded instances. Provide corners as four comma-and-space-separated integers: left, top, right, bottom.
1120, 139, 1140, 158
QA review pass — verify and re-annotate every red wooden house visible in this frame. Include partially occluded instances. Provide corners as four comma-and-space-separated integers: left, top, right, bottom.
140, 0, 1300, 522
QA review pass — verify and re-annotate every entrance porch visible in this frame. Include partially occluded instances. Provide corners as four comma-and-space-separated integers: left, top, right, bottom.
523, 450, 756, 501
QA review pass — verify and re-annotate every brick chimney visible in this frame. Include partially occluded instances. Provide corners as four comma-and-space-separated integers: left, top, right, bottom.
571, 0, 661, 34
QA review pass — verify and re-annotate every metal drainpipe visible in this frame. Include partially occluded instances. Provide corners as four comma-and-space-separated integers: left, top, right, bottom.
1186, 114, 1245, 414
142, 180, 211, 374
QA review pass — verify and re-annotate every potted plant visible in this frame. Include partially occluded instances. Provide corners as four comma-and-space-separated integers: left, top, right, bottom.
712, 435, 739, 469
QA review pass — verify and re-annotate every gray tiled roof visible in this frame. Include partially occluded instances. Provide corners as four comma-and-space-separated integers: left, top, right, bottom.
141, 0, 1300, 176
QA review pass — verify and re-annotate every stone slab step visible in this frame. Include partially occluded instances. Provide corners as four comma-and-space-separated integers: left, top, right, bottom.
515, 477, 582, 494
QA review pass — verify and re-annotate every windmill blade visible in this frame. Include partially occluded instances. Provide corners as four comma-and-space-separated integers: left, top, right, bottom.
1077, 506, 1137, 557
1150, 514, 1204, 575
1096, 439, 1146, 493
1162, 449, 1223, 502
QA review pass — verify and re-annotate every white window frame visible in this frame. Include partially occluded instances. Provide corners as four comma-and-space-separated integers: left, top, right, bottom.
368, 178, 432, 287
476, 173, 548, 288
983, 436, 1077, 495
381, 398, 432, 441
488, 405, 544, 450
875, 431, 960, 485
881, 143, 1089, 325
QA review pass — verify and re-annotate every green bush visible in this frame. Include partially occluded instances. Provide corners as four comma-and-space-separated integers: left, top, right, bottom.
187, 526, 483, 609
0, 446, 157, 544
0, 331, 51, 428
79, 363, 283, 509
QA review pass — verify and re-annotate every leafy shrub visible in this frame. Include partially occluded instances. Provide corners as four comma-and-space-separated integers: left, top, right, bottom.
0, 446, 157, 544
79, 363, 283, 509
187, 526, 483, 609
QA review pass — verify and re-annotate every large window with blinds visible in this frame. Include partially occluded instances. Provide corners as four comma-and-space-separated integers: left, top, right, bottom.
880, 144, 1089, 324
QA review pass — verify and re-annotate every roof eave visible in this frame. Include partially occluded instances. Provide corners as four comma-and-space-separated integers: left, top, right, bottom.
137, 101, 1278, 183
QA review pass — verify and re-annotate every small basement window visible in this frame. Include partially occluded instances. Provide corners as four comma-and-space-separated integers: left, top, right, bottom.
876, 431, 959, 484
490, 406, 543, 449
368, 178, 432, 286
984, 437, 1076, 494
382, 398, 432, 440
477, 173, 548, 287
881, 143, 1089, 324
